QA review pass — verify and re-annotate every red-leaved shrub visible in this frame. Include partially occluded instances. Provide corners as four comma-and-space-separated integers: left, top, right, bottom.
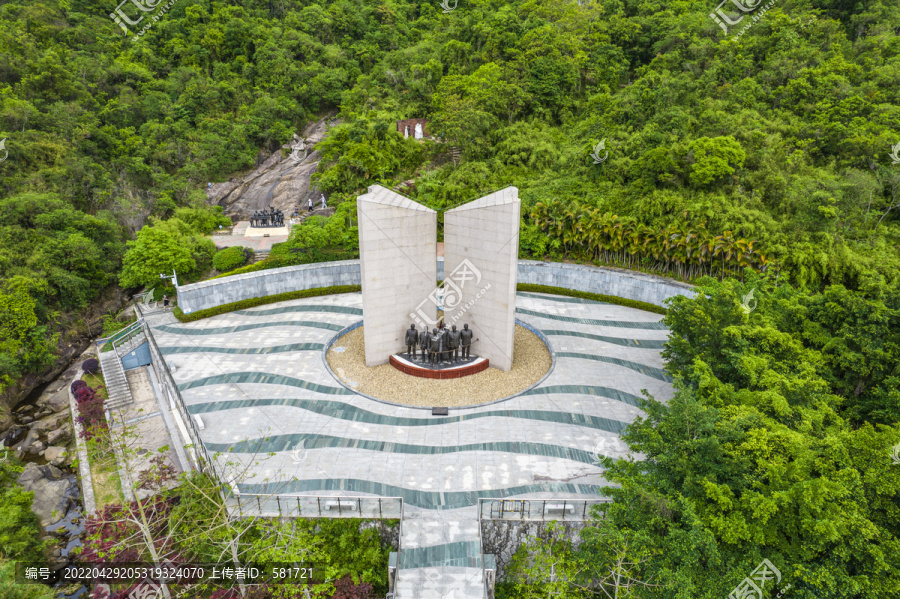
71, 379, 88, 394
82, 358, 100, 374
74, 385, 106, 438
332, 575, 373, 599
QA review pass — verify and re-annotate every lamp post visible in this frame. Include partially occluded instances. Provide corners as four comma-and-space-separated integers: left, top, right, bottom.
159, 270, 179, 288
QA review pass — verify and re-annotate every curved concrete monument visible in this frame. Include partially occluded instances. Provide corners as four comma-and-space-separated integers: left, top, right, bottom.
357, 185, 437, 367
443, 188, 521, 371
357, 185, 520, 371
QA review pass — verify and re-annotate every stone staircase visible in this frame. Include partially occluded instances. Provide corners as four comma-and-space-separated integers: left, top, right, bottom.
395, 508, 487, 599
99, 349, 133, 411
96, 320, 147, 411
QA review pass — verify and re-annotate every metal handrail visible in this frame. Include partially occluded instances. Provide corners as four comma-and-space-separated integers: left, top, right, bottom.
225, 493, 403, 519
479, 498, 611, 521
96, 318, 145, 348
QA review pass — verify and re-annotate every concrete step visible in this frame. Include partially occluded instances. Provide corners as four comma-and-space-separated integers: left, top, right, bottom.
98, 349, 134, 410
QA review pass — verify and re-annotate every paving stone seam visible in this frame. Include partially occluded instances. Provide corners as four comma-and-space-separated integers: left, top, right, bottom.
159, 342, 324, 355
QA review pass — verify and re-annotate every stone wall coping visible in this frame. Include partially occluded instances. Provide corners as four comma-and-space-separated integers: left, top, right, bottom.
181, 258, 694, 293
516, 260, 696, 291
180, 259, 361, 291
177, 257, 695, 314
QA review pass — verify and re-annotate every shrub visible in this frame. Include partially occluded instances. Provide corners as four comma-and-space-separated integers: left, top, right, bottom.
211, 246, 358, 279
74, 386, 96, 403
332, 575, 373, 599
82, 358, 99, 374
74, 385, 106, 439
71, 379, 88, 394
173, 285, 361, 322
153, 284, 175, 302
212, 246, 250, 272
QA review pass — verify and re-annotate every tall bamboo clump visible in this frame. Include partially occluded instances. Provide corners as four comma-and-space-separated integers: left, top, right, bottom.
529, 200, 775, 281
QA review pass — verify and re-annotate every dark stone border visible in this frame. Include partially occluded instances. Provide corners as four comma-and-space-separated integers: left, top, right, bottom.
388, 355, 489, 379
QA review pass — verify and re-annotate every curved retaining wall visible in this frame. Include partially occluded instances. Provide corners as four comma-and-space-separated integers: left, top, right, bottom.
176, 258, 694, 314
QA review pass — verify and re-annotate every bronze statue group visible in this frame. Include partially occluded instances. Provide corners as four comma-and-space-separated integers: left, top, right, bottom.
251, 207, 284, 227
405, 323, 474, 368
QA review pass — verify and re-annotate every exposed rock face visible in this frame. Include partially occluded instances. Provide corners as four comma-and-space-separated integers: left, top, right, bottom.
47, 424, 72, 446
0, 283, 129, 432
17, 463, 79, 527
209, 114, 340, 221
45, 446, 68, 467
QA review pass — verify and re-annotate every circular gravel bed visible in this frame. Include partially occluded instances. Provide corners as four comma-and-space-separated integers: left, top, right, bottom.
326, 324, 552, 407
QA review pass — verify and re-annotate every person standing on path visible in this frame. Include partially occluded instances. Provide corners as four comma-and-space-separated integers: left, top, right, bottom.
307, 198, 313, 213
320, 194, 327, 209
162, 295, 169, 310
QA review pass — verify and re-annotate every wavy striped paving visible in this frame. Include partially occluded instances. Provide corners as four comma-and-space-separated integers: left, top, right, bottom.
160, 342, 324, 355
541, 329, 666, 349
556, 352, 673, 382
399, 541, 483, 569
150, 289, 675, 599
515, 308, 668, 329
186, 396, 635, 428
177, 372, 353, 395
516, 291, 607, 305
157, 320, 346, 336
206, 432, 606, 465
234, 304, 362, 317
239, 478, 603, 510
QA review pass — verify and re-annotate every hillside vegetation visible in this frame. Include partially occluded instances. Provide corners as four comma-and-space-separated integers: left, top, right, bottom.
0, 2, 899, 596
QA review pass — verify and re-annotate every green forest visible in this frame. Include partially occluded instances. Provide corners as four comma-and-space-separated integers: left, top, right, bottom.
1, 0, 899, 597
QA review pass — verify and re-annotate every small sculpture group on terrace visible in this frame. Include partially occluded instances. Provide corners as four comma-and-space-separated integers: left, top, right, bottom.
251, 207, 284, 228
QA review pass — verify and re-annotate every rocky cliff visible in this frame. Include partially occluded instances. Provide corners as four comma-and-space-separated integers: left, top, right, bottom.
208, 113, 339, 220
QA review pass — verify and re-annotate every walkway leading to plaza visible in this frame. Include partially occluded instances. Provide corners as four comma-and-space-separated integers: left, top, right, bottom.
146, 291, 674, 599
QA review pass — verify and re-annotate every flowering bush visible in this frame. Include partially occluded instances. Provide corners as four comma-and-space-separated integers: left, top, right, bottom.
74, 385, 106, 438
71, 379, 88, 394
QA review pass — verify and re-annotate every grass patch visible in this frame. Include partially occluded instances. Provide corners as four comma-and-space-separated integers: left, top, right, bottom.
81, 372, 108, 400
516, 283, 667, 315
173, 285, 362, 322
81, 371, 124, 507
88, 441, 125, 508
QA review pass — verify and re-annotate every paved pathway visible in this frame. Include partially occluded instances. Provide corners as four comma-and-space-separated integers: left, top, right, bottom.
146, 291, 673, 599
110, 366, 184, 500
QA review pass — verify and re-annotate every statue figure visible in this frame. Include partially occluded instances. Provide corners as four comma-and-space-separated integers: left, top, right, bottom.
448, 325, 461, 363
405, 324, 418, 359
418, 326, 430, 361
440, 326, 451, 364
251, 212, 257, 227
429, 328, 442, 368
460, 323, 473, 359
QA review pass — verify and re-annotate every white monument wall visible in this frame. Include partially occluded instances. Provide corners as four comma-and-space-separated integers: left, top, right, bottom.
443, 188, 520, 371
357, 185, 437, 367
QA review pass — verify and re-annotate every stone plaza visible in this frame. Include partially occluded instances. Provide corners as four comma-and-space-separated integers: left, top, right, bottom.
147, 287, 674, 598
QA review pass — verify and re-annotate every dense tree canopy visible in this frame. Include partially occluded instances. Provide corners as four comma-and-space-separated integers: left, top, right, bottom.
500, 277, 900, 598
0, 1, 899, 595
